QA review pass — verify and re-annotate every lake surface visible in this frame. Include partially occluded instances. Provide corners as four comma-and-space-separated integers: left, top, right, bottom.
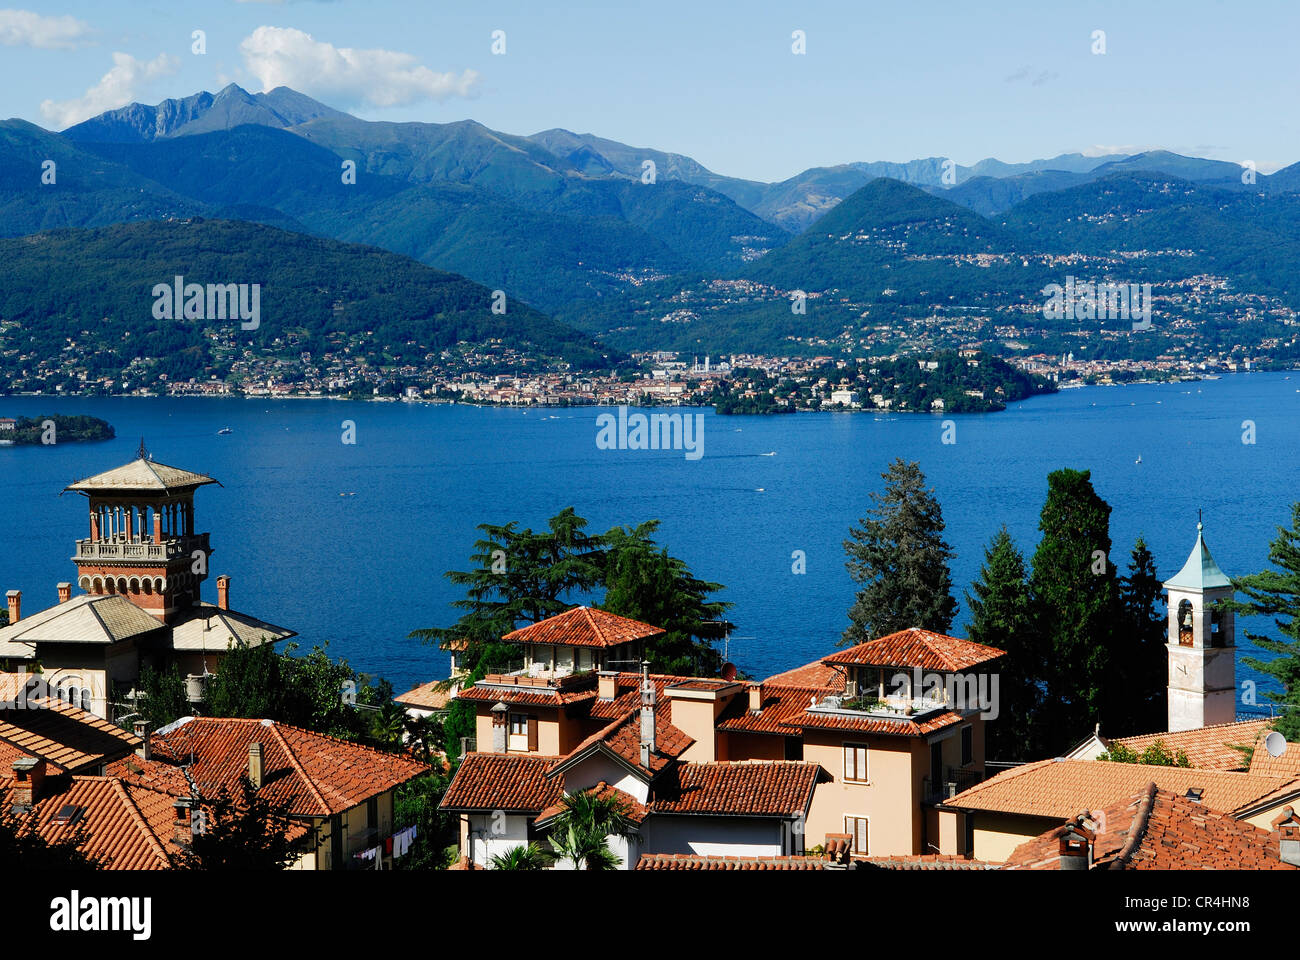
1, 374, 1297, 714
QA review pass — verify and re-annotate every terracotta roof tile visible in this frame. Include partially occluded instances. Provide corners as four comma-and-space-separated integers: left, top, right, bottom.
947, 758, 1300, 819
0, 773, 177, 870
393, 680, 452, 711
649, 761, 820, 817
440, 753, 563, 812
822, 628, 1005, 672
534, 781, 648, 826
502, 606, 664, 649
1111, 719, 1268, 771
106, 717, 428, 818
795, 707, 967, 737
718, 683, 826, 736
1005, 783, 1298, 870
552, 706, 693, 778
1248, 735, 1300, 779
761, 660, 847, 691
0, 696, 140, 774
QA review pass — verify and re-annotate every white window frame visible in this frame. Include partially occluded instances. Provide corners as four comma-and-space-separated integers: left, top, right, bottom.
843, 742, 869, 783
844, 815, 869, 856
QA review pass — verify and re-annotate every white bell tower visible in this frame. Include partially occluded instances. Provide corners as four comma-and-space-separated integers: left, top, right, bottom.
1163, 521, 1236, 732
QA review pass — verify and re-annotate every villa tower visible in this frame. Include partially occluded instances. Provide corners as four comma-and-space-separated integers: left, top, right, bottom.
64, 442, 220, 624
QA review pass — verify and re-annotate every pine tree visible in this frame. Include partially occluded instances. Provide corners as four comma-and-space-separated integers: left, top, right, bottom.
842, 459, 957, 646
1029, 468, 1120, 750
1118, 536, 1167, 734
965, 526, 1040, 760
1228, 503, 1300, 740
601, 520, 732, 675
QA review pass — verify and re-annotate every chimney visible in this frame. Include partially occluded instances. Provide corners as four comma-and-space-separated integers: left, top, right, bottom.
597, 671, 618, 701
1274, 806, 1300, 867
748, 683, 763, 714
57, 582, 71, 604
10, 756, 45, 812
133, 721, 150, 761
248, 741, 264, 790
172, 799, 196, 846
6, 590, 20, 624
216, 575, 230, 611
639, 662, 656, 768
1058, 820, 1095, 871
490, 702, 508, 753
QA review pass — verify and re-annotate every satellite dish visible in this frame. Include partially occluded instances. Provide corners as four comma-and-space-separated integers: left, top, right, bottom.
1264, 730, 1288, 758
720, 662, 737, 681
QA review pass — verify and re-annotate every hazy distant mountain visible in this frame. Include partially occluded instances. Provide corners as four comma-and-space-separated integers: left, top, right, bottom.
745, 177, 1013, 295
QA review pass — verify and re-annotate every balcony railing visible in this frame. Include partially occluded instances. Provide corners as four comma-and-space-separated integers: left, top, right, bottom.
808, 691, 949, 722
73, 533, 210, 563
923, 766, 985, 803
477, 668, 597, 693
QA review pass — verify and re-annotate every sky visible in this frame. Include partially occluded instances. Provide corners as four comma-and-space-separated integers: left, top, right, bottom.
2, 0, 1296, 182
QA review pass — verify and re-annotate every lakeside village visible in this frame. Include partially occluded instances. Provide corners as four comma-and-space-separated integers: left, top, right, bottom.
1, 448, 1299, 870
0, 343, 1274, 414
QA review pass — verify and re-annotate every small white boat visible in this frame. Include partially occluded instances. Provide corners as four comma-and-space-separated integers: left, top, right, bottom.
217, 427, 232, 435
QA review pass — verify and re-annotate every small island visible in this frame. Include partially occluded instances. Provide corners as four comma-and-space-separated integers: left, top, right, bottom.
709, 350, 1056, 415
0, 415, 116, 445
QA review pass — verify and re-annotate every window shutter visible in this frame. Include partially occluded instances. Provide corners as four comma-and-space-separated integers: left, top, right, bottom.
526, 716, 538, 751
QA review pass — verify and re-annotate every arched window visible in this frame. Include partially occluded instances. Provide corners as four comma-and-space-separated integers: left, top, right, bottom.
1210, 607, 1225, 647
79, 576, 91, 592
1177, 599, 1194, 647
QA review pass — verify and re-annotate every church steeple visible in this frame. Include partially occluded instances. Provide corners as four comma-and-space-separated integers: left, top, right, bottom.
1163, 520, 1236, 731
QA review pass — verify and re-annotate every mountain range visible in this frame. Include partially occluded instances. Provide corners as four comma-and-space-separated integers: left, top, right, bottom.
6, 83, 1300, 365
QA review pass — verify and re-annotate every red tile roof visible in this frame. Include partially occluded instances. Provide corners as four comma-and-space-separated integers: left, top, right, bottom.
636, 853, 828, 870
822, 628, 1005, 672
718, 684, 825, 736
1248, 735, 1300, 780
760, 660, 847, 691
589, 673, 697, 720
107, 717, 429, 818
440, 753, 563, 812
502, 606, 664, 649
0, 773, 178, 870
1005, 783, 1298, 870
946, 758, 1300, 819
796, 707, 967, 737
456, 682, 596, 709
551, 706, 693, 778
1110, 719, 1268, 771
393, 680, 452, 711
650, 761, 820, 817
534, 781, 648, 826
0, 697, 140, 774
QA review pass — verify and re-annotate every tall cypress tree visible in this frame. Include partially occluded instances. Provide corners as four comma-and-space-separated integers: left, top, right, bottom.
842, 459, 957, 646
1029, 468, 1120, 750
1228, 503, 1300, 740
966, 526, 1041, 760
1118, 536, 1167, 734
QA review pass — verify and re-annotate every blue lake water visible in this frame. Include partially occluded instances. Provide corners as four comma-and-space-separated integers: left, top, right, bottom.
1, 373, 1297, 710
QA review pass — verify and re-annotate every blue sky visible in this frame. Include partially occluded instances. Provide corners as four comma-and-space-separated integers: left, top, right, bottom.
3, 0, 1296, 181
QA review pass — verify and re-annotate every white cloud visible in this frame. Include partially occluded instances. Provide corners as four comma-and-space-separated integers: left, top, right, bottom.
39, 51, 179, 129
239, 26, 479, 108
0, 8, 92, 48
